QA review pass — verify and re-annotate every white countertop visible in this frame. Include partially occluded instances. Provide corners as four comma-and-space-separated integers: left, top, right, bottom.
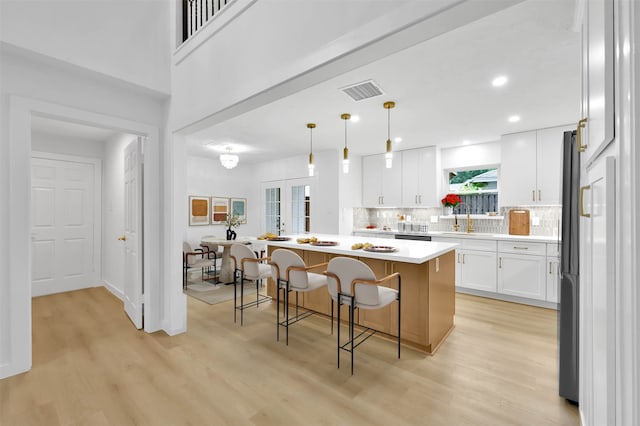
265, 234, 458, 264
353, 228, 560, 244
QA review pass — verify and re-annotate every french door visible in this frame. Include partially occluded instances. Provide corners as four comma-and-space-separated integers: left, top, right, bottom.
263, 179, 311, 235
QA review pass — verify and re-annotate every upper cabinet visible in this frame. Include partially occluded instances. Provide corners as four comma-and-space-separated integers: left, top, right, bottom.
361, 153, 402, 207
501, 125, 572, 206
401, 147, 440, 207
580, 0, 614, 166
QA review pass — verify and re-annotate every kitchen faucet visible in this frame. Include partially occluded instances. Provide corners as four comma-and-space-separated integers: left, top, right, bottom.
459, 203, 474, 233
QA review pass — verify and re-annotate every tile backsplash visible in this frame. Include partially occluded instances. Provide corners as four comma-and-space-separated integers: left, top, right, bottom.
354, 205, 561, 237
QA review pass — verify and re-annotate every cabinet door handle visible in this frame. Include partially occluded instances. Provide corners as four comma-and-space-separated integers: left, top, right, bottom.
580, 185, 591, 218
577, 118, 588, 153
549, 261, 553, 274
538, 190, 541, 201
513, 246, 529, 250
462, 254, 465, 264
419, 195, 422, 204
457, 253, 461, 264
532, 190, 535, 202
499, 257, 502, 268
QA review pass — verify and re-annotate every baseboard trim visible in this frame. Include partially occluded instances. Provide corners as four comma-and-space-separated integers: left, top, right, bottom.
456, 288, 558, 310
102, 280, 124, 301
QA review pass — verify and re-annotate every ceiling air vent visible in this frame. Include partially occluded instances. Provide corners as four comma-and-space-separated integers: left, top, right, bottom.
340, 80, 384, 102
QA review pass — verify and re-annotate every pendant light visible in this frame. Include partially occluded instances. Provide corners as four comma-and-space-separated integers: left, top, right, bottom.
341, 113, 351, 173
307, 123, 316, 176
383, 101, 395, 168
219, 145, 239, 169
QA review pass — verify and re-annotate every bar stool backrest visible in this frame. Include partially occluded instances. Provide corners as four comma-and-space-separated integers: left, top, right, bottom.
230, 243, 259, 277
326, 257, 379, 305
270, 249, 310, 289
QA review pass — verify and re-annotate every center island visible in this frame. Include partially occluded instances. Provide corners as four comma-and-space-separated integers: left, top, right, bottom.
265, 234, 458, 354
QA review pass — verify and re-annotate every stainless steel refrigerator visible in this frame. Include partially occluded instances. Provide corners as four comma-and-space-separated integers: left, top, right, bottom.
559, 130, 579, 404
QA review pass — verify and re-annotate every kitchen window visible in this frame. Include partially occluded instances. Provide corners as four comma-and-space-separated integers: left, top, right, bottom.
447, 168, 498, 214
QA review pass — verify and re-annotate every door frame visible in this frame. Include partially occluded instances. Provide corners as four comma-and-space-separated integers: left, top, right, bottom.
5, 95, 161, 379
30, 151, 103, 297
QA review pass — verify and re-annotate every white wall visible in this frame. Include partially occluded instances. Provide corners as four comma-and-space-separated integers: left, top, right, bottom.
185, 155, 260, 244
440, 141, 502, 171
102, 134, 137, 299
0, 0, 171, 94
32, 132, 105, 159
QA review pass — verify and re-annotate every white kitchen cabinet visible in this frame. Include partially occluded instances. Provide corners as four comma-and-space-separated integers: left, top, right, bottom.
457, 238, 497, 292
500, 131, 537, 206
500, 126, 571, 206
580, 155, 616, 425
546, 255, 560, 303
401, 147, 439, 207
580, 0, 614, 166
458, 249, 497, 292
362, 154, 402, 207
497, 241, 547, 300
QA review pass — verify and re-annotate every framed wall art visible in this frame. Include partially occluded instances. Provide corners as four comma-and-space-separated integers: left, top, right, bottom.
230, 198, 247, 224
211, 197, 229, 224
189, 195, 210, 226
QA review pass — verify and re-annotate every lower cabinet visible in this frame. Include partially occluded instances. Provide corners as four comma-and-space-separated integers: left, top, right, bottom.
497, 241, 547, 301
458, 249, 497, 292
546, 255, 560, 303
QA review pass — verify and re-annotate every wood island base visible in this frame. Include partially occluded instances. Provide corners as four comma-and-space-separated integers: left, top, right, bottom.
266, 246, 456, 354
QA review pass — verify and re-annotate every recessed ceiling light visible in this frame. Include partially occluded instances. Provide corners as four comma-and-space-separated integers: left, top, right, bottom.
492, 75, 508, 87
350, 115, 360, 123
394, 137, 402, 143
508, 115, 520, 123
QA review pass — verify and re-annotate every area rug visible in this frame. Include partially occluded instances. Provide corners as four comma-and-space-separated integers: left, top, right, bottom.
184, 281, 265, 305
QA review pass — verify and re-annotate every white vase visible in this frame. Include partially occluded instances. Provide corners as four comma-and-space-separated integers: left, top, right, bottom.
443, 206, 453, 216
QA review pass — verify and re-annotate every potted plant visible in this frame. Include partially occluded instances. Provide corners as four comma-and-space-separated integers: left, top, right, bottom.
441, 193, 461, 215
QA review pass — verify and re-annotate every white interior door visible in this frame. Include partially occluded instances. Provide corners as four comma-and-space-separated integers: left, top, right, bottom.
31, 155, 99, 296
123, 138, 143, 329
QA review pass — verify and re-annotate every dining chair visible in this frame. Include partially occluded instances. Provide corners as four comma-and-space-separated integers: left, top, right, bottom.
229, 243, 271, 325
200, 235, 222, 281
182, 241, 217, 289
269, 249, 328, 345
324, 257, 401, 374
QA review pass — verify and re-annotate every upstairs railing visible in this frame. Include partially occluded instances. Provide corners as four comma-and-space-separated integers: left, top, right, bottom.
183, 0, 233, 42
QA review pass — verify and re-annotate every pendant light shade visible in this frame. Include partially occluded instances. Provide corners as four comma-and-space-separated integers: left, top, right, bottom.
341, 113, 351, 174
307, 123, 316, 176
384, 101, 395, 168
219, 146, 239, 169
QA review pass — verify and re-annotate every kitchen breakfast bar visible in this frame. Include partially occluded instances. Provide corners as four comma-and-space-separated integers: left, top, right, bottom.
265, 235, 458, 354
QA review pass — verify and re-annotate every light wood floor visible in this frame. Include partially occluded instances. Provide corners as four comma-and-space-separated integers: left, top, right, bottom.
1, 287, 579, 425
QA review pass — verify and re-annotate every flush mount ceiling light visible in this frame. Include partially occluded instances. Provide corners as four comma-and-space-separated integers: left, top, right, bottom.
383, 101, 395, 168
508, 115, 521, 123
307, 123, 316, 177
219, 146, 239, 169
341, 113, 351, 174
492, 75, 508, 87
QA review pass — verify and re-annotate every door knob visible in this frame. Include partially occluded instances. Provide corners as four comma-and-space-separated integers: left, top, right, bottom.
118, 236, 126, 241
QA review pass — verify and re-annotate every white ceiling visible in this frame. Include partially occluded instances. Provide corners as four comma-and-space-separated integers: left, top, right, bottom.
187, 0, 581, 163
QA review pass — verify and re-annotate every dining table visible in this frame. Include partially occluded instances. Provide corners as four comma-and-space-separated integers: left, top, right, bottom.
200, 237, 252, 283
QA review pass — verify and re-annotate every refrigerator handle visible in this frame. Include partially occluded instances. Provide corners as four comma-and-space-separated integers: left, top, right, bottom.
576, 118, 588, 153
579, 185, 591, 218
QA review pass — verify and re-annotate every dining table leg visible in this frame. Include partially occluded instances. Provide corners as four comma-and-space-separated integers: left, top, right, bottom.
219, 246, 234, 283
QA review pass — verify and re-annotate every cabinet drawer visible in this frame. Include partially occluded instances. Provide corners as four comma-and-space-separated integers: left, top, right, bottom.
498, 241, 546, 256
546, 242, 561, 257
462, 238, 497, 251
